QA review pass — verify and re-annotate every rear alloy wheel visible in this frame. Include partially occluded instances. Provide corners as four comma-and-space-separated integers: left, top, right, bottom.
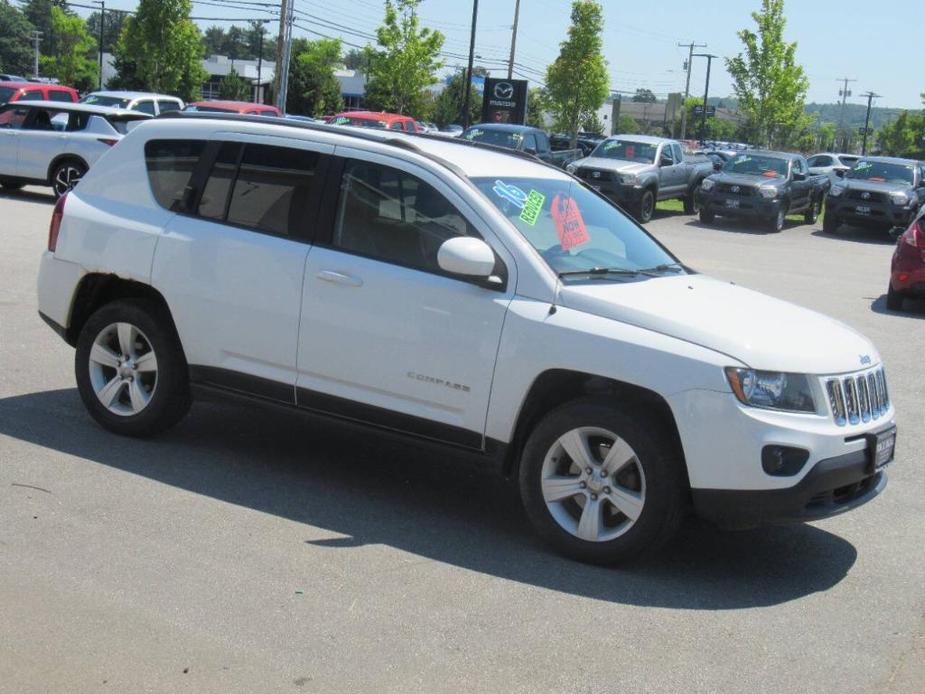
51, 160, 86, 199
519, 398, 685, 565
886, 283, 905, 311
804, 197, 821, 224
636, 190, 655, 224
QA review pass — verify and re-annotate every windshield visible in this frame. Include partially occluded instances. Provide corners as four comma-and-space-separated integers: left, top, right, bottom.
0, 87, 15, 103
463, 127, 523, 149
472, 176, 680, 279
80, 94, 131, 108
590, 139, 658, 163
723, 154, 788, 178
847, 160, 914, 185
331, 115, 386, 128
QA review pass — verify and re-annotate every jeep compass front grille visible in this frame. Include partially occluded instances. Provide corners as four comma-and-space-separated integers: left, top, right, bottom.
824, 367, 889, 426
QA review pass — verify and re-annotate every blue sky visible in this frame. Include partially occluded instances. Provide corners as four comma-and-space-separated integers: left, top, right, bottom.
91, 0, 924, 109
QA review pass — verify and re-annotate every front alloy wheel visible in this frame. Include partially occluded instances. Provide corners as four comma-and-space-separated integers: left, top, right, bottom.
540, 427, 646, 542
637, 190, 655, 223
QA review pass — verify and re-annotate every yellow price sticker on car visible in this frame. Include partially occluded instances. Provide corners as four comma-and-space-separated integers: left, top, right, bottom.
519, 189, 546, 226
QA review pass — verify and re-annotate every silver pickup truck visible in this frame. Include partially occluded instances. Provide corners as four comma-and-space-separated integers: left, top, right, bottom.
567, 134, 715, 223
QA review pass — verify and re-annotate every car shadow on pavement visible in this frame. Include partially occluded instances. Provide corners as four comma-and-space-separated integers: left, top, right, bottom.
870, 294, 925, 318
0, 189, 55, 205
0, 388, 858, 610
810, 226, 898, 246
684, 218, 776, 235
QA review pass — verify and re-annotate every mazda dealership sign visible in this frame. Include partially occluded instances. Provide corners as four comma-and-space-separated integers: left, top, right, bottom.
481, 78, 529, 125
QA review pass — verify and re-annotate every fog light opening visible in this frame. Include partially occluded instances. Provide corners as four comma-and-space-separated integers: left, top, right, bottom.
761, 445, 810, 477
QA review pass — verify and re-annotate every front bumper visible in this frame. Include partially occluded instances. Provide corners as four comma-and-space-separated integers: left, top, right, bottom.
696, 189, 784, 219
582, 178, 646, 207
692, 449, 887, 529
826, 196, 917, 229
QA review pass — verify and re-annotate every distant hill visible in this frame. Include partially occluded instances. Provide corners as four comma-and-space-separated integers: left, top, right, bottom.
701, 96, 914, 130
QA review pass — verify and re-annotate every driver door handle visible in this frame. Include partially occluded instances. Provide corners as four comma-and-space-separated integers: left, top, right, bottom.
316, 270, 363, 287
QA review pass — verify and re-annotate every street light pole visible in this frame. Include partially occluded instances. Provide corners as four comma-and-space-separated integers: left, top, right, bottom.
462, 0, 479, 128
93, 1, 105, 90
861, 91, 880, 155
693, 53, 718, 145
507, 0, 520, 80
677, 41, 706, 140
256, 22, 265, 103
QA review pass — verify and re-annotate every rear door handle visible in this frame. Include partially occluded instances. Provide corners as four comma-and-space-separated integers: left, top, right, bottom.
316, 270, 363, 287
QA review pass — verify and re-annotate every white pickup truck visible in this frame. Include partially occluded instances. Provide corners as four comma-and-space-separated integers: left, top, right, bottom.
36, 114, 895, 564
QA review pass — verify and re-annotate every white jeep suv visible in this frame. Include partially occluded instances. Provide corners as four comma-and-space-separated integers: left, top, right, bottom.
36, 113, 896, 564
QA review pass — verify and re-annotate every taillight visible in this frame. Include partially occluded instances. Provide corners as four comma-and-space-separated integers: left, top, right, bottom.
48, 192, 67, 252
902, 220, 924, 248
97, 138, 119, 147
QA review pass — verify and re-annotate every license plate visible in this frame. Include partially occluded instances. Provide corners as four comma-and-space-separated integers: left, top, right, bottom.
725, 199, 740, 209
856, 205, 871, 215
868, 427, 896, 470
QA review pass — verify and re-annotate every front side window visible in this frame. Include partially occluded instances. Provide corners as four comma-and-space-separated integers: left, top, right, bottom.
590, 139, 658, 164
0, 105, 28, 129
808, 155, 832, 167
133, 100, 156, 116
48, 90, 74, 103
672, 144, 683, 162
523, 133, 538, 151
723, 154, 788, 178
18, 90, 43, 101
144, 139, 207, 211
659, 145, 675, 165
22, 108, 64, 131
158, 100, 182, 113
333, 160, 477, 272
0, 87, 15, 103
472, 176, 679, 279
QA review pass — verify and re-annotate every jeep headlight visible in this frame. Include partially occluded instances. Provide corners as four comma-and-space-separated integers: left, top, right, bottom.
890, 191, 910, 205
829, 185, 845, 197
620, 173, 638, 185
701, 178, 715, 191
725, 368, 816, 413
758, 186, 778, 199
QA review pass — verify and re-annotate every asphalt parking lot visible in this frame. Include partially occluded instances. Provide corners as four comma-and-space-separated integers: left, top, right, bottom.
1, 187, 923, 694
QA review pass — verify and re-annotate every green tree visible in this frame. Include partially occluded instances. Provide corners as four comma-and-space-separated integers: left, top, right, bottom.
245, 21, 274, 61
287, 38, 344, 117
632, 88, 656, 103
0, 1, 35, 76
343, 48, 367, 72
816, 121, 837, 151
364, 0, 444, 115
40, 7, 97, 91
526, 87, 548, 129
203, 26, 226, 56
615, 113, 638, 135
86, 9, 127, 54
726, 0, 811, 149
218, 68, 249, 101
878, 111, 925, 158
21, 0, 70, 57
545, 1, 609, 147
431, 67, 486, 127
111, 0, 206, 101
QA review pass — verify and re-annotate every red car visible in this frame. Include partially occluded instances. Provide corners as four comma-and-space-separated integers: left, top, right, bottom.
329, 110, 419, 133
184, 100, 282, 117
888, 207, 925, 311
0, 81, 78, 105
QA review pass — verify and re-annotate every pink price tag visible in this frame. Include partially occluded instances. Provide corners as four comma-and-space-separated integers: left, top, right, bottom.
551, 194, 591, 251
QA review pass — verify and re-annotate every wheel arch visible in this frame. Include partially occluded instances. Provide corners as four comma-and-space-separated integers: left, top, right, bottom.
502, 369, 688, 486
46, 153, 90, 185
65, 273, 176, 347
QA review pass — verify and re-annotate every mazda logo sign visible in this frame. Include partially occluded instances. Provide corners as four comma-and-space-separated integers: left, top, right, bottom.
494, 82, 514, 99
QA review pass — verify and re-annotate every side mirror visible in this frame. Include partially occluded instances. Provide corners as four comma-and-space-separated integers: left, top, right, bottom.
437, 237, 496, 278
660, 156, 673, 167
835, 169, 846, 178
524, 147, 538, 156
713, 161, 723, 171
793, 171, 806, 181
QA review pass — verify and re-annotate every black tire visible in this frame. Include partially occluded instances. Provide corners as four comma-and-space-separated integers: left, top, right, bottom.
886, 284, 905, 311
50, 159, 87, 199
767, 205, 787, 233
518, 397, 686, 565
822, 211, 839, 233
0, 179, 25, 191
804, 196, 820, 224
699, 207, 715, 224
683, 189, 699, 214
635, 189, 655, 224
75, 299, 191, 437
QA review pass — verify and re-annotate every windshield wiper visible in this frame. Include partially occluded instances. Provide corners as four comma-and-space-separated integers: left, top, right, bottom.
635, 262, 685, 274
557, 266, 643, 279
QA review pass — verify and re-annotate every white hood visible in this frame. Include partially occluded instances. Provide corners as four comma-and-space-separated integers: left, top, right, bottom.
558, 274, 878, 374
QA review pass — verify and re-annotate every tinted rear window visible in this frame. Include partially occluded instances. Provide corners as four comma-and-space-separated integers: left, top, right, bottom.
48, 90, 74, 102
144, 139, 207, 211
0, 87, 16, 103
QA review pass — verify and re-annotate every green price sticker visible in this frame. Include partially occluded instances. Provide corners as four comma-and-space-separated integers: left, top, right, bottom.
519, 189, 546, 226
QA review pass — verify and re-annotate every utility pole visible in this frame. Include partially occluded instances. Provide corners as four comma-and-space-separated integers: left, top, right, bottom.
693, 53, 718, 145
462, 0, 479, 128
273, 0, 291, 112
835, 77, 857, 151
93, 1, 105, 90
861, 91, 880, 155
256, 22, 265, 103
507, 0, 521, 80
677, 41, 706, 141
31, 31, 42, 79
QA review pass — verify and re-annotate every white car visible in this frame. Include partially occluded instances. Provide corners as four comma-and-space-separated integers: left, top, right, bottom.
807, 152, 860, 182
79, 90, 184, 116
0, 101, 149, 197
36, 115, 896, 564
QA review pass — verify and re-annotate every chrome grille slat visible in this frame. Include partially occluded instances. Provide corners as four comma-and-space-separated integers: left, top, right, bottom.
824, 366, 889, 426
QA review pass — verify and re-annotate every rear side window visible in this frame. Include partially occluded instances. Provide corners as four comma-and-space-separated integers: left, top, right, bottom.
133, 101, 156, 116
18, 90, 43, 101
157, 100, 181, 113
144, 139, 207, 211
672, 144, 683, 162
198, 143, 320, 237
48, 90, 74, 103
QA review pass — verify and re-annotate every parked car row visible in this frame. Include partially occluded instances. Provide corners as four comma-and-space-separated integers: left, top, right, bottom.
33, 110, 896, 564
